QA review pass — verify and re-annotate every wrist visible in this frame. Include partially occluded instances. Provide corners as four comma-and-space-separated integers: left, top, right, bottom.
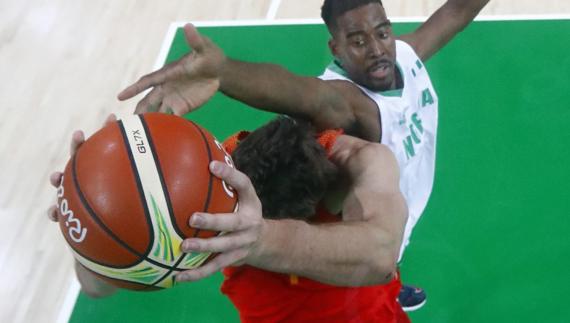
244, 218, 271, 266
74, 260, 117, 298
218, 56, 232, 91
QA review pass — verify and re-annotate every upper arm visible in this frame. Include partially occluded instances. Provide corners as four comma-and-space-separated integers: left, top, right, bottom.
220, 60, 360, 131
329, 135, 406, 222
224, 60, 380, 140
329, 135, 407, 268
398, 0, 489, 61
303, 79, 357, 131
314, 80, 381, 141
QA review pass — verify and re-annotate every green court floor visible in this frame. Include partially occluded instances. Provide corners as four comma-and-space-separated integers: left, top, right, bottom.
70, 20, 570, 322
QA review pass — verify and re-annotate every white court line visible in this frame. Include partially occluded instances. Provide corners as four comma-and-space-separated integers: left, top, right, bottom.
173, 14, 570, 29
56, 276, 80, 323
159, 14, 570, 67
266, 0, 282, 20
55, 12, 569, 322
191, 18, 323, 27
475, 14, 570, 21
153, 23, 181, 70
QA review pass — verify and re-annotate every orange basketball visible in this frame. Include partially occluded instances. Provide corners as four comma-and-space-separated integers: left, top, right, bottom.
55, 113, 237, 290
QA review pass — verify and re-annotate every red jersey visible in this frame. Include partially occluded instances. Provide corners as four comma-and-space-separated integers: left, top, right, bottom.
221, 130, 409, 323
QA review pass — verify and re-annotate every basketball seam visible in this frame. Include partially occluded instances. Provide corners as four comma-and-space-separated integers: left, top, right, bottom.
69, 120, 175, 271
118, 118, 157, 259
174, 252, 217, 272
138, 115, 185, 241
140, 115, 184, 238
71, 152, 153, 269
151, 254, 187, 287
189, 120, 214, 238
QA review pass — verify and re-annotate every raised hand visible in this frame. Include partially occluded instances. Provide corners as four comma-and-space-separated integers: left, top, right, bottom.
47, 114, 117, 222
176, 161, 265, 282
117, 23, 225, 116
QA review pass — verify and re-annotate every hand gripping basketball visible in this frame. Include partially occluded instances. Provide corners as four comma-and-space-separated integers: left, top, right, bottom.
51, 113, 238, 290
47, 114, 117, 222
176, 161, 265, 282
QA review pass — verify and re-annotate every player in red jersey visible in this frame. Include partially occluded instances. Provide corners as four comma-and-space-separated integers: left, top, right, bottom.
209, 116, 409, 322
47, 116, 408, 323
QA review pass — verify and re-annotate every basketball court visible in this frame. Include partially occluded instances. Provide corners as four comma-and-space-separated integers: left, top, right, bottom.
1, 1, 569, 322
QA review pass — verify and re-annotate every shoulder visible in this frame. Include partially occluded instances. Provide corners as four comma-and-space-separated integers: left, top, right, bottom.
330, 135, 401, 201
325, 79, 363, 97
330, 135, 397, 173
394, 39, 415, 54
322, 81, 381, 141
318, 67, 374, 109
394, 39, 424, 67
325, 79, 376, 109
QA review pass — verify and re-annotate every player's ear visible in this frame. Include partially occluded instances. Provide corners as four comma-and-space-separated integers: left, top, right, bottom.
328, 39, 343, 67
328, 38, 339, 59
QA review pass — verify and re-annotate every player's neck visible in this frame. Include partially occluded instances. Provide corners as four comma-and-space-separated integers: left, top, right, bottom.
393, 67, 404, 90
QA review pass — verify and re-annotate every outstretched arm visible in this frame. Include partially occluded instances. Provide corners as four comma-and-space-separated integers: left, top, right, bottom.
399, 0, 490, 61
218, 59, 359, 132
177, 135, 407, 286
118, 24, 374, 134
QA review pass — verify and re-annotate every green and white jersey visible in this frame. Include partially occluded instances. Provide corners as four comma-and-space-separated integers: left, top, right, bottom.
320, 40, 438, 260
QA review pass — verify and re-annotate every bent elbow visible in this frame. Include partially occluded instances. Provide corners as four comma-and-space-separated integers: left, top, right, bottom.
370, 256, 398, 285
365, 234, 401, 285
348, 253, 398, 287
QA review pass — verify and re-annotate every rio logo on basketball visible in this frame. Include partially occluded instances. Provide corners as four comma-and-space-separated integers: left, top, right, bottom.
56, 176, 87, 243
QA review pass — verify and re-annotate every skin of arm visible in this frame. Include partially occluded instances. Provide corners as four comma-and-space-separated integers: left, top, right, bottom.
221, 0, 491, 116
219, 59, 380, 139
221, 0, 490, 123
399, 0, 490, 61
117, 24, 379, 139
244, 135, 408, 286
218, 1, 489, 137
119, 1, 488, 133
74, 261, 117, 298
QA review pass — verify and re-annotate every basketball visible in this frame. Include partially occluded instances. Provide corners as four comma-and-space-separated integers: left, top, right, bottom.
55, 113, 237, 290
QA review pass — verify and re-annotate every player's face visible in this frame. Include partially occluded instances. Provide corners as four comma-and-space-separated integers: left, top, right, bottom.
329, 3, 397, 92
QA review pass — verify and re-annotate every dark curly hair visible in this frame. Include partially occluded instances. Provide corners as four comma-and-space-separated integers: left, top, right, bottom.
232, 117, 338, 220
321, 0, 383, 33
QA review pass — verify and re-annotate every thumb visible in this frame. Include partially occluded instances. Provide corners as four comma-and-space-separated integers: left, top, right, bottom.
209, 161, 259, 208
184, 23, 205, 53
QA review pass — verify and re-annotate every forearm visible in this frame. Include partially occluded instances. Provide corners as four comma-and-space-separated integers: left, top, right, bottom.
430, 0, 489, 42
74, 261, 116, 298
448, 0, 490, 14
220, 59, 352, 130
404, 0, 489, 61
220, 59, 313, 116
444, 0, 490, 30
247, 218, 398, 286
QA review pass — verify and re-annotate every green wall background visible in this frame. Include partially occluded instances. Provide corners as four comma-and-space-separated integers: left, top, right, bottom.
70, 20, 570, 322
